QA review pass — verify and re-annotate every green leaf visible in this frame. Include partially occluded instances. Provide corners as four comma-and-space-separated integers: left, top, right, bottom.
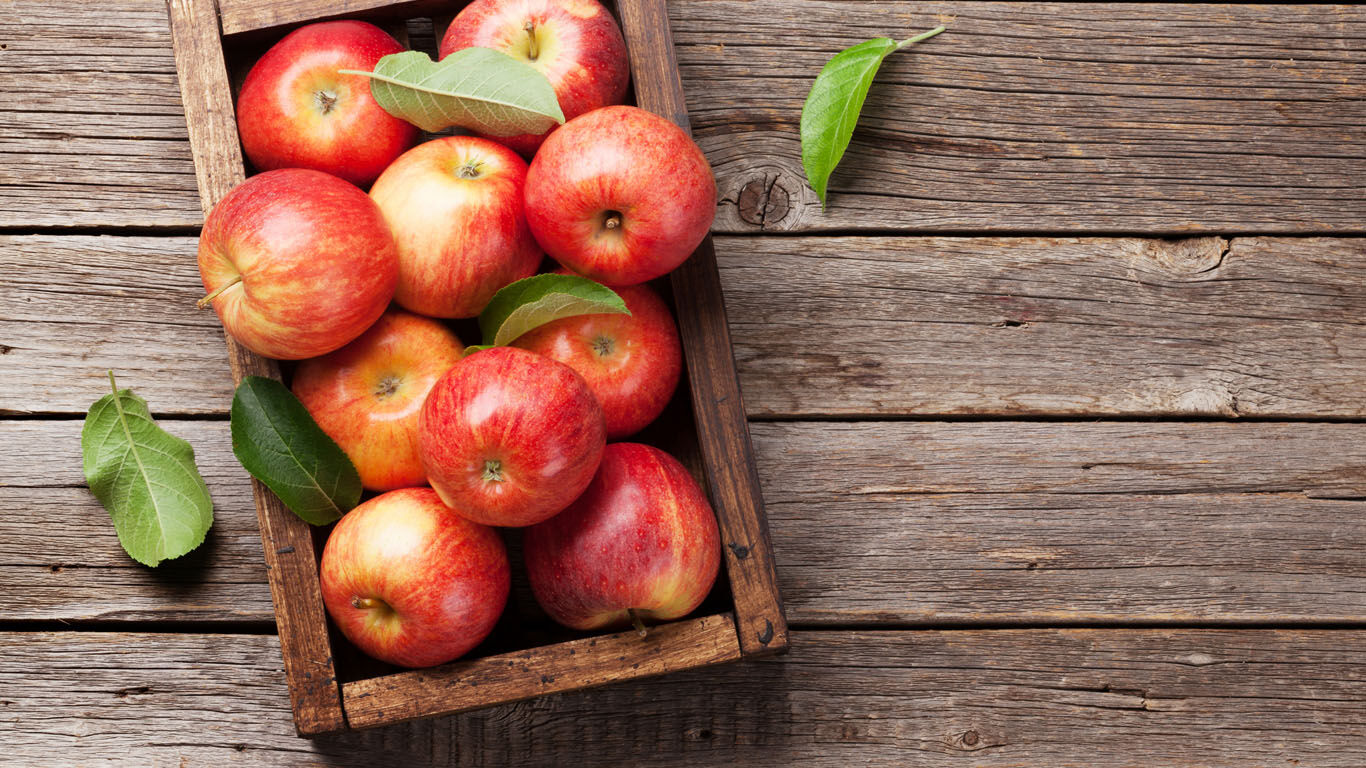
478, 274, 630, 348
230, 376, 361, 526
81, 372, 213, 567
341, 48, 565, 135
800, 26, 945, 209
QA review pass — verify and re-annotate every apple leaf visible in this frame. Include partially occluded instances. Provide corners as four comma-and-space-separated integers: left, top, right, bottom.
800, 26, 945, 209
81, 372, 214, 567
470, 274, 630, 353
230, 376, 361, 526
341, 48, 565, 135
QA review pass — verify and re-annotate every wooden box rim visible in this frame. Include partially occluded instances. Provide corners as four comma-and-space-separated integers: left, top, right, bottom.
165, 0, 787, 736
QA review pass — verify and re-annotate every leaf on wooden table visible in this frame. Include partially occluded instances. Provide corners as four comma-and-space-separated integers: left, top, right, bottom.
342, 48, 565, 135
81, 372, 213, 567
230, 376, 360, 526
467, 274, 630, 355
801, 26, 945, 209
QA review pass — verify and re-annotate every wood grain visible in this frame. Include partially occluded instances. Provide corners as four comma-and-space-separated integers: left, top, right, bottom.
619, 0, 788, 657
7, 235, 1364, 418
8, 419, 1365, 624
218, 0, 449, 36
343, 613, 741, 729
165, 0, 344, 735
3, 629, 1365, 766
6, 1, 1365, 233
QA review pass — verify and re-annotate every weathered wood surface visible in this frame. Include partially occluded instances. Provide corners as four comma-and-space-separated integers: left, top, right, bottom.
3, 629, 1364, 766
7, 418, 1364, 624
7, 235, 1364, 418
5, 1, 1364, 233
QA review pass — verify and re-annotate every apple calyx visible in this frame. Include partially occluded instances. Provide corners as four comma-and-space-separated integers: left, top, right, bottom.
373, 374, 401, 399
456, 160, 484, 179
196, 274, 242, 309
627, 608, 648, 638
483, 459, 504, 483
591, 335, 615, 357
313, 89, 340, 115
523, 20, 540, 61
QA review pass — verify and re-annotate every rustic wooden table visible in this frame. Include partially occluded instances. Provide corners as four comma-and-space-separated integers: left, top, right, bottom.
3, 1, 1364, 765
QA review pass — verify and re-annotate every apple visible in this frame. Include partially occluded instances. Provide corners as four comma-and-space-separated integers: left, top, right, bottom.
524, 105, 717, 286
320, 487, 510, 668
292, 309, 465, 492
419, 346, 605, 527
370, 136, 542, 319
524, 442, 721, 631
438, 0, 629, 158
197, 168, 398, 360
512, 276, 681, 439
236, 20, 418, 187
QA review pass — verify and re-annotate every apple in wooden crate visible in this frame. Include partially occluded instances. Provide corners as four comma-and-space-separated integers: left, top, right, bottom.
196, 168, 398, 360
419, 347, 606, 527
292, 309, 465, 492
513, 277, 682, 439
438, 0, 629, 158
370, 136, 542, 319
320, 487, 510, 668
524, 442, 721, 631
236, 21, 418, 186
525, 105, 717, 286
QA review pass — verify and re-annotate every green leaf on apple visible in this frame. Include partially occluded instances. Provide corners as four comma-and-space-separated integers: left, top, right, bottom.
230, 376, 361, 526
800, 26, 945, 209
467, 273, 630, 354
81, 371, 214, 567
341, 48, 565, 135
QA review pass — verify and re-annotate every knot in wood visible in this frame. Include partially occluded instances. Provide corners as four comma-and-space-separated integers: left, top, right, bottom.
737, 176, 790, 228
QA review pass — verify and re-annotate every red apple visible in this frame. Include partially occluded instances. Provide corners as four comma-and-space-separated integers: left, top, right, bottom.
419, 347, 605, 527
524, 442, 721, 631
512, 276, 681, 439
524, 105, 717, 286
236, 20, 418, 187
197, 168, 398, 360
293, 309, 465, 492
438, 0, 629, 158
370, 136, 542, 319
320, 487, 510, 668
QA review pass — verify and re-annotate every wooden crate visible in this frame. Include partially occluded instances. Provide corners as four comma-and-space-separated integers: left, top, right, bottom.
165, 0, 788, 736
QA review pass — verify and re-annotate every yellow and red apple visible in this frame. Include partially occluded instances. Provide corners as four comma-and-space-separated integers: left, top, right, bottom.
319, 487, 510, 668
524, 442, 720, 631
292, 309, 465, 492
438, 0, 629, 157
236, 21, 418, 187
196, 168, 398, 360
370, 136, 542, 319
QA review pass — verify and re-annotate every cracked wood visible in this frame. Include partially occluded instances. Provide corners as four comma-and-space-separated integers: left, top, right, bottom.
3, 1, 1364, 232
2, 629, 1364, 766
5, 419, 1364, 624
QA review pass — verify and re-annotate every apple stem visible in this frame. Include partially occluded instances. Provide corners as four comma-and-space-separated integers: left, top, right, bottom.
196, 275, 242, 309
627, 608, 648, 638
524, 20, 539, 61
603, 214, 622, 230
351, 596, 379, 610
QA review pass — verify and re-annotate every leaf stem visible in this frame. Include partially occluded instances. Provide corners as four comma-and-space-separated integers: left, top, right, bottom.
108, 369, 118, 397
897, 25, 946, 49
197, 275, 241, 309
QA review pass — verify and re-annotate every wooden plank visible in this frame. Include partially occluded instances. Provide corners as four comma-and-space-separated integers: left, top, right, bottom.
618, 0, 787, 657
343, 613, 741, 729
2, 629, 1364, 765
5, 1, 1365, 233
165, 0, 344, 735
217, 0, 448, 37
6, 419, 1365, 624
6, 234, 1364, 418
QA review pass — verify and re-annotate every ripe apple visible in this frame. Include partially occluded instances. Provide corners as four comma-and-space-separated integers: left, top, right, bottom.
370, 136, 542, 319
320, 487, 510, 668
438, 0, 629, 157
524, 105, 717, 286
512, 276, 681, 439
419, 347, 605, 527
236, 20, 418, 187
292, 309, 465, 492
197, 168, 398, 360
524, 442, 721, 631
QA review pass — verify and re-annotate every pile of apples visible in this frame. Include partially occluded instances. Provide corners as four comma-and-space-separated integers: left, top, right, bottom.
199, 0, 722, 669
